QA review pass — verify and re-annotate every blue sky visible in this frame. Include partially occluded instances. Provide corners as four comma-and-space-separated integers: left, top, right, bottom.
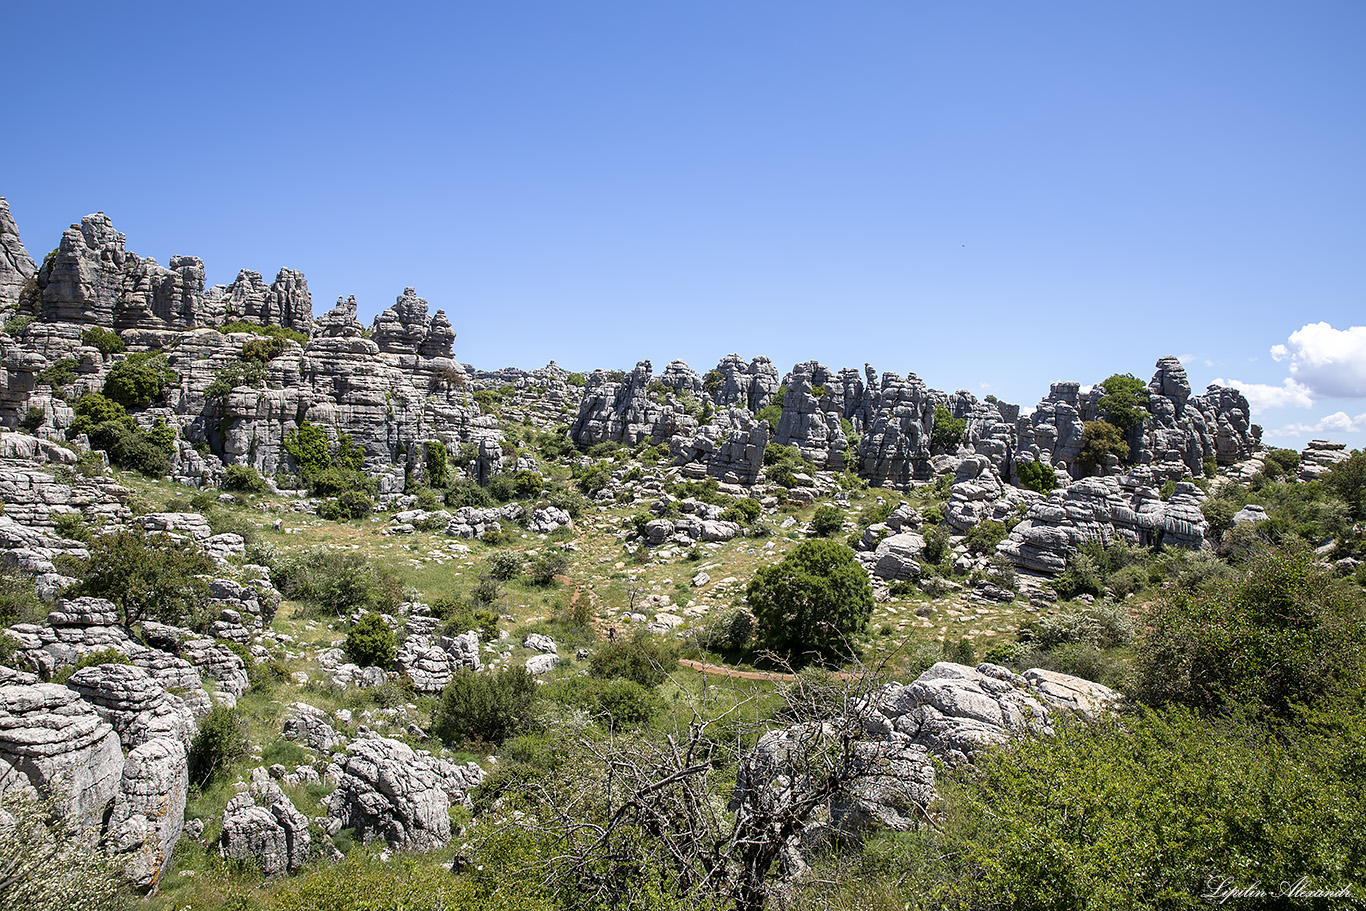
5, 2, 1364, 449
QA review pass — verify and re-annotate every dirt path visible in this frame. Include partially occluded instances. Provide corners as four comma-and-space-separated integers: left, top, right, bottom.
675, 658, 798, 682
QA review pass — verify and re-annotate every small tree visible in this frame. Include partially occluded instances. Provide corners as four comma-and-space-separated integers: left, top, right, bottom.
1096, 373, 1149, 434
1016, 459, 1057, 495
432, 667, 539, 747
189, 705, 250, 787
1076, 420, 1129, 472
747, 540, 873, 662
75, 529, 214, 628
930, 403, 966, 453
102, 351, 175, 407
1324, 449, 1366, 520
345, 612, 397, 669
809, 505, 844, 537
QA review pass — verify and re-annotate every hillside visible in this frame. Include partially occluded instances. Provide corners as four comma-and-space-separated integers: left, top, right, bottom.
1, 200, 1364, 909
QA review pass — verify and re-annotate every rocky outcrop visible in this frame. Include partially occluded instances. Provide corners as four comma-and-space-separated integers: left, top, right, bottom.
0, 682, 125, 826
281, 703, 344, 753
710, 354, 780, 413
944, 455, 1038, 534
0, 197, 36, 312
856, 371, 935, 489
371, 287, 432, 355
773, 364, 848, 471
997, 475, 1209, 573
220, 771, 310, 875
658, 359, 702, 394
326, 737, 456, 850
65, 663, 195, 753
394, 633, 481, 694
445, 503, 524, 539
219, 268, 312, 335
105, 737, 188, 890
1299, 439, 1351, 480
569, 360, 698, 448
874, 662, 1120, 766
670, 406, 769, 485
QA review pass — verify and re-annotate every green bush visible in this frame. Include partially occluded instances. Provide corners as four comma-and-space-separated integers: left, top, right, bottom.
69, 392, 126, 435
1134, 544, 1366, 717
964, 519, 1008, 554
240, 335, 287, 364
526, 550, 568, 585
432, 667, 539, 748
188, 705, 250, 787
930, 403, 966, 453
1016, 459, 1057, 495
590, 634, 672, 688
2, 313, 34, 337
222, 463, 268, 493
284, 420, 332, 476
19, 406, 45, 432
810, 505, 844, 537
1096, 373, 1149, 433
345, 612, 397, 669
316, 489, 374, 521
762, 443, 815, 488
1050, 551, 1106, 600
719, 496, 762, 526
431, 597, 500, 641
1324, 449, 1366, 520
423, 440, 449, 487
221, 321, 309, 345
1261, 447, 1302, 480
922, 526, 951, 565
74, 529, 214, 627
513, 470, 544, 499
310, 467, 376, 497
0, 567, 46, 628
574, 461, 614, 496
487, 549, 522, 580
1076, 420, 1129, 471
203, 359, 266, 400
102, 351, 175, 407
81, 326, 124, 355
542, 676, 665, 728
747, 539, 873, 661
279, 551, 404, 618
447, 478, 495, 508
35, 358, 77, 388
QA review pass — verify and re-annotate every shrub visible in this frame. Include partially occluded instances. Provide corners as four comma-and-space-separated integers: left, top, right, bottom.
964, 519, 1008, 554
240, 335, 287, 364
188, 705, 250, 787
699, 608, 756, 654
1096, 373, 1149, 433
1324, 449, 1366, 520
447, 478, 495, 508
526, 550, 569, 585
487, 549, 522, 580
0, 566, 46, 628
68, 647, 131, 675
930, 403, 966, 453
1016, 459, 1057, 495
1050, 551, 1105, 600
544, 487, 589, 519
431, 597, 500, 641
922, 526, 951, 565
810, 505, 843, 537
19, 406, 45, 432
310, 467, 376, 497
0, 790, 129, 911
203, 359, 266, 400
575, 461, 614, 496
543, 676, 665, 728
281, 551, 404, 617
102, 351, 175, 407
941, 636, 975, 665
1076, 419, 1129, 471
81, 326, 124, 355
719, 497, 762, 526
35, 357, 77, 388
317, 489, 374, 521
2, 313, 34, 337
284, 420, 332, 476
513, 470, 545, 499
1134, 544, 1366, 717
432, 667, 539, 747
222, 463, 268, 493
74, 529, 213, 627
69, 392, 125, 434
345, 612, 397, 669
763, 443, 815, 488
747, 540, 873, 661
1262, 448, 1302, 480
423, 440, 449, 487
590, 634, 672, 688
221, 321, 309, 345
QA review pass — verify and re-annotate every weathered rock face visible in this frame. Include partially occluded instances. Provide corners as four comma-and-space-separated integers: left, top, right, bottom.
710, 354, 780, 413
774, 364, 848, 471
857, 371, 935, 489
1016, 382, 1086, 476
658, 359, 702, 394
105, 737, 188, 890
281, 703, 344, 753
65, 663, 196, 752
326, 737, 453, 850
569, 360, 697, 448
0, 197, 36, 312
219, 268, 312, 335
395, 632, 481, 694
670, 406, 770, 485
0, 682, 125, 826
945, 456, 1038, 534
371, 287, 431, 355
874, 662, 1120, 767
997, 475, 1209, 573
1300, 439, 1351, 480
220, 773, 310, 875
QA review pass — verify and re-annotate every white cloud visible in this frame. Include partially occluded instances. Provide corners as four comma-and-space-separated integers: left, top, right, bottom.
1211, 377, 1314, 415
1263, 410, 1366, 440
1270, 322, 1366, 398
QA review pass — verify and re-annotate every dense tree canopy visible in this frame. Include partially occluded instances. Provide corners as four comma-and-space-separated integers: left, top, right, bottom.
747, 539, 873, 661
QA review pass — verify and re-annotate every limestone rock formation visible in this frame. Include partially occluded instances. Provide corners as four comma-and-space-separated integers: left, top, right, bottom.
570, 360, 698, 448
395, 633, 481, 694
0, 197, 36, 312
670, 406, 769, 485
856, 371, 935, 488
326, 737, 454, 850
997, 475, 1209, 573
220, 772, 310, 875
65, 662, 196, 752
0, 682, 125, 826
281, 703, 344, 753
105, 737, 188, 890
773, 364, 848, 471
220, 268, 312, 335
1300, 439, 1351, 480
